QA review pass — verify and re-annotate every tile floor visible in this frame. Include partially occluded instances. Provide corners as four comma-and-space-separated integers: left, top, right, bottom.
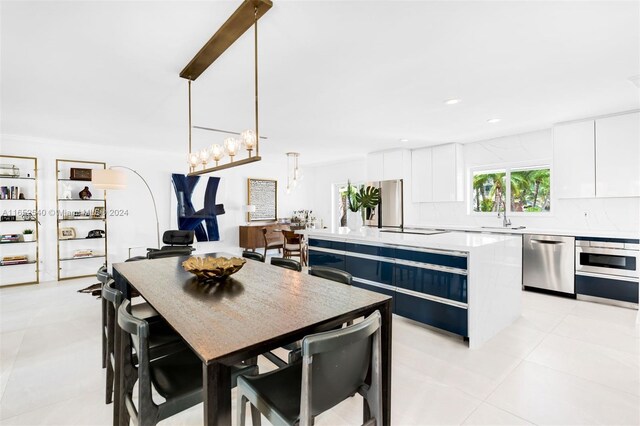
0, 278, 638, 425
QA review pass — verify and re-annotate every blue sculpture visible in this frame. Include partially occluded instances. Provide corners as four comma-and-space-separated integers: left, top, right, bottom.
171, 174, 225, 242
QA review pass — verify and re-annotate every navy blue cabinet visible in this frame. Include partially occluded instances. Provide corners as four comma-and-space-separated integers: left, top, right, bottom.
576, 274, 639, 304
345, 255, 394, 286
395, 291, 468, 337
308, 249, 345, 270
394, 264, 467, 303
395, 248, 467, 270
352, 280, 395, 312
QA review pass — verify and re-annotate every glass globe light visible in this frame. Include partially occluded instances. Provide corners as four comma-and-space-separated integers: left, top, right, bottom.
187, 153, 199, 171
241, 129, 257, 155
210, 144, 225, 166
199, 148, 210, 167
224, 137, 239, 160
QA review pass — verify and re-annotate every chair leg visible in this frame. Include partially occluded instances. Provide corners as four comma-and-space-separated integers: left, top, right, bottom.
250, 403, 261, 426
237, 394, 247, 426
101, 299, 107, 369
105, 358, 113, 404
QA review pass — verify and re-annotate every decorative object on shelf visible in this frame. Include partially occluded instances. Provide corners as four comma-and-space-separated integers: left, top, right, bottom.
59, 227, 76, 240
79, 186, 92, 200
70, 168, 92, 181
181, 0, 272, 176
171, 174, 225, 242
86, 229, 105, 239
0, 164, 20, 178
243, 205, 256, 225
72, 249, 94, 258
22, 229, 34, 242
1, 234, 21, 243
286, 152, 302, 194
21, 211, 35, 221
1, 185, 22, 200
92, 206, 105, 218
93, 166, 158, 247
247, 178, 277, 221
1, 255, 28, 265
182, 256, 246, 282
18, 193, 25, 200
62, 183, 72, 199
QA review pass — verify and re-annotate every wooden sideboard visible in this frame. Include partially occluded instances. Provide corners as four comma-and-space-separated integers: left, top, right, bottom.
239, 223, 287, 251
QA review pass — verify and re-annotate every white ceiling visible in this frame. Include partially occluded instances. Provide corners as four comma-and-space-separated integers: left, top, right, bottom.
1, 0, 639, 165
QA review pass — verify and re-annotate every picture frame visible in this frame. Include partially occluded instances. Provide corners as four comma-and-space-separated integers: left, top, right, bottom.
247, 178, 277, 221
58, 227, 76, 240
70, 168, 92, 181
92, 206, 105, 218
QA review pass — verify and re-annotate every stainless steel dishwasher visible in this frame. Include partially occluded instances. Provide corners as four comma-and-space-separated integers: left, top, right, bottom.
523, 234, 575, 295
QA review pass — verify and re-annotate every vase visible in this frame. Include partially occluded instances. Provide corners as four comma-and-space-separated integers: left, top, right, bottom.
347, 210, 363, 232
79, 186, 92, 200
22, 233, 34, 242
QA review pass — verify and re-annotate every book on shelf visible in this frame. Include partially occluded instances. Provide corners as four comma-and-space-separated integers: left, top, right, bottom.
0, 234, 22, 242
1, 255, 29, 265
0, 186, 23, 200
72, 249, 95, 258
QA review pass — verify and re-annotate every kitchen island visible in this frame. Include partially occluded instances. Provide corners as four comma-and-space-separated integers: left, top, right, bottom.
301, 229, 523, 349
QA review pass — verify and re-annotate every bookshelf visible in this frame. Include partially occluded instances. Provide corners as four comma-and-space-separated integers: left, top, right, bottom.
0, 155, 39, 287
56, 159, 108, 280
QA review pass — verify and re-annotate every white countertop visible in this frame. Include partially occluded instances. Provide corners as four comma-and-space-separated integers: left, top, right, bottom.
301, 228, 519, 252
404, 224, 640, 240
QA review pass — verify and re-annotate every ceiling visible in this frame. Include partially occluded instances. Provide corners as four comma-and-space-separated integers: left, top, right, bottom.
1, 0, 639, 165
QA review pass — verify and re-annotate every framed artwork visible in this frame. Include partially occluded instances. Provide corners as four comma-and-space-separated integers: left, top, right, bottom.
247, 178, 277, 221
92, 206, 105, 218
70, 168, 92, 181
59, 227, 76, 240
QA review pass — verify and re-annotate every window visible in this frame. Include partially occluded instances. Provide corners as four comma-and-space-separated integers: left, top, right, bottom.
472, 170, 506, 213
471, 166, 551, 214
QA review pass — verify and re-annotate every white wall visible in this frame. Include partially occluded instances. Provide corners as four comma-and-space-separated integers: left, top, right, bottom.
1, 134, 311, 283
307, 129, 640, 235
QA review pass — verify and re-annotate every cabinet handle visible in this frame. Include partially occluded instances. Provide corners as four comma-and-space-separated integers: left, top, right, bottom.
531, 240, 564, 245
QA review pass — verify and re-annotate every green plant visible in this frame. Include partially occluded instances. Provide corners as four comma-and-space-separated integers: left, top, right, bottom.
346, 181, 361, 213
355, 185, 381, 222
23, 229, 33, 234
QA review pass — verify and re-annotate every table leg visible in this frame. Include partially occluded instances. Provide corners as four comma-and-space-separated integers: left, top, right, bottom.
203, 362, 232, 426
380, 300, 392, 426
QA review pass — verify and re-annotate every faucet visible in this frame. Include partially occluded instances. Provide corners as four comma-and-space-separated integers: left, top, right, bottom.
497, 201, 511, 227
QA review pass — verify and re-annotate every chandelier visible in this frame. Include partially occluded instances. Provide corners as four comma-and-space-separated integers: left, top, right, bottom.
180, 0, 272, 176
286, 152, 302, 194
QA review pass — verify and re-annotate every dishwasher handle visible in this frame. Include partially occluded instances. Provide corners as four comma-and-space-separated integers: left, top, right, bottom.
530, 239, 565, 245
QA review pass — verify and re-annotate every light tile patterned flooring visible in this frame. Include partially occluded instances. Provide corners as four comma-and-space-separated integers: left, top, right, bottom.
0, 278, 638, 425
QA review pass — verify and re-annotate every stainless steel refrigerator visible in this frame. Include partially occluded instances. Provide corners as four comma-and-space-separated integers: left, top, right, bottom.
364, 179, 403, 229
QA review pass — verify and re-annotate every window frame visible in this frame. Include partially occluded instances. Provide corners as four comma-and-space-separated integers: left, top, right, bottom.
469, 161, 553, 217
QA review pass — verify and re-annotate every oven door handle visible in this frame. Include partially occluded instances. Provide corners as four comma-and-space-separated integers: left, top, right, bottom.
531, 239, 565, 245
576, 271, 639, 283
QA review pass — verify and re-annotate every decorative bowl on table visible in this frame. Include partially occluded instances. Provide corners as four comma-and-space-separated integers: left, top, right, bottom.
182, 256, 246, 282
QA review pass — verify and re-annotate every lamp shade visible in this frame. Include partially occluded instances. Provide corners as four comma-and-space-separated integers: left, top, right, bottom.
92, 169, 127, 190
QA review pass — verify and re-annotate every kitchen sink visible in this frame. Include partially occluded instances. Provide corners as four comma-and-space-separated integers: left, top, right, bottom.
481, 226, 527, 230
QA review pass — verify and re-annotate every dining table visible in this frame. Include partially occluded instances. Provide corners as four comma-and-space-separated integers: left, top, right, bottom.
112, 252, 392, 426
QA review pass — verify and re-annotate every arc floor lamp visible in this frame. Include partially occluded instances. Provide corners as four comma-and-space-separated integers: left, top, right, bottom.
92, 166, 161, 249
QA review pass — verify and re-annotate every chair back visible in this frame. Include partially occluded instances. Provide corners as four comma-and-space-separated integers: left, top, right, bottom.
148, 247, 193, 259
282, 230, 301, 245
270, 257, 302, 272
162, 230, 194, 247
101, 279, 122, 306
97, 266, 110, 285
300, 310, 381, 421
242, 251, 265, 262
261, 227, 281, 246
308, 266, 352, 285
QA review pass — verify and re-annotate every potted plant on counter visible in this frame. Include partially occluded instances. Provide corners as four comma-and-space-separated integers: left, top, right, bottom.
346, 182, 381, 232
22, 229, 34, 242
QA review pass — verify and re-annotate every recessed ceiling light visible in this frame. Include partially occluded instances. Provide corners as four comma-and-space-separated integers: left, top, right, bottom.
444, 99, 461, 105
487, 118, 502, 124
399, 138, 409, 143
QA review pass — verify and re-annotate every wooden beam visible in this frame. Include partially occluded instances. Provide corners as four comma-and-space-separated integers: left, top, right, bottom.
188, 156, 262, 176
180, 0, 272, 81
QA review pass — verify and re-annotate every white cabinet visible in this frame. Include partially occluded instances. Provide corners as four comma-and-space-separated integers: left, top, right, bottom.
410, 143, 463, 203
553, 120, 596, 198
366, 150, 410, 182
366, 152, 384, 182
411, 148, 433, 202
595, 112, 640, 198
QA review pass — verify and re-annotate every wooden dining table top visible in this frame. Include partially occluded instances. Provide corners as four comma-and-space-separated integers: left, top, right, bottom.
112, 253, 391, 364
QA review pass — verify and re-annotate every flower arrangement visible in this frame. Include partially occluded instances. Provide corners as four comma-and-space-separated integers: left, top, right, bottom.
291, 210, 317, 228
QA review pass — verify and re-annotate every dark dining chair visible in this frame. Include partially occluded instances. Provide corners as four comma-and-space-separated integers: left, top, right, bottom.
242, 250, 265, 262
147, 230, 195, 259
308, 266, 353, 285
237, 310, 383, 426
282, 230, 303, 264
101, 280, 184, 405
117, 300, 261, 426
270, 257, 302, 272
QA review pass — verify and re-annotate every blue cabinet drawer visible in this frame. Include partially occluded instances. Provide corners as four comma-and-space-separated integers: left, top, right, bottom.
394, 264, 467, 303
395, 248, 467, 270
345, 255, 394, 285
576, 274, 638, 304
352, 280, 395, 312
308, 238, 346, 251
345, 243, 395, 258
308, 249, 345, 270
395, 291, 468, 337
